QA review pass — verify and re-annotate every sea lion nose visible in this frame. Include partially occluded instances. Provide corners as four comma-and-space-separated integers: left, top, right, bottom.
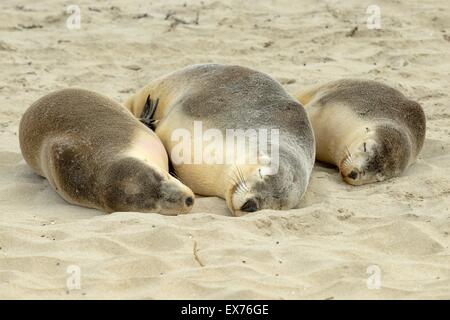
185, 196, 194, 207
347, 169, 358, 180
240, 199, 258, 212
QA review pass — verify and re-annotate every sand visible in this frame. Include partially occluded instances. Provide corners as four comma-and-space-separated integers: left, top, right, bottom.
1, 0, 449, 299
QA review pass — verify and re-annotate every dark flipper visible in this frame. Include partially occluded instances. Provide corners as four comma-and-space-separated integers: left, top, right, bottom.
139, 95, 159, 130
49, 140, 97, 207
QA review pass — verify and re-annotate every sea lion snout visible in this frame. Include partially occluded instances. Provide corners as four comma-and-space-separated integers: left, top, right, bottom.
226, 162, 306, 216
347, 169, 358, 180
185, 196, 194, 207
159, 175, 195, 214
240, 199, 258, 212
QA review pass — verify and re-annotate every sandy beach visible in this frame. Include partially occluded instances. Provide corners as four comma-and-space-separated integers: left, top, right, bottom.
0, 0, 450, 299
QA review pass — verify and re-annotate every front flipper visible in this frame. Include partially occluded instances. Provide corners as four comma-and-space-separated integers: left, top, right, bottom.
47, 139, 97, 208
139, 95, 159, 130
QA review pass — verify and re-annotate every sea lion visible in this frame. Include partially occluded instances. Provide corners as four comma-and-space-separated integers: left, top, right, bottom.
295, 79, 426, 185
19, 88, 194, 214
125, 64, 315, 216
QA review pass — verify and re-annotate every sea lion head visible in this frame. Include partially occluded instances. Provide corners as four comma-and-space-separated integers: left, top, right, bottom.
102, 157, 194, 214
339, 124, 411, 185
225, 159, 306, 216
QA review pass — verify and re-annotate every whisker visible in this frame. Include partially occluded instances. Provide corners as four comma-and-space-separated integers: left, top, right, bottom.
227, 172, 239, 186
239, 167, 249, 191
345, 146, 352, 159
229, 171, 245, 192
228, 174, 246, 195
235, 165, 249, 192
235, 165, 244, 185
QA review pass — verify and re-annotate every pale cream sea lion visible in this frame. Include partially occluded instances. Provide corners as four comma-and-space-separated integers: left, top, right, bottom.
126, 64, 315, 216
19, 88, 194, 214
295, 79, 426, 185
